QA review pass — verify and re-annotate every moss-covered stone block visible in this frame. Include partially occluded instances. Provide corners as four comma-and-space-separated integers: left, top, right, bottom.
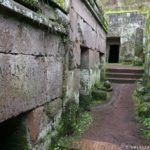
79, 93, 92, 111
45, 98, 62, 118
15, 0, 39, 10
92, 90, 107, 101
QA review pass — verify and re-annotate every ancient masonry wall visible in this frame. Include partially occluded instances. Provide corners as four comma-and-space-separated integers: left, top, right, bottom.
0, 0, 107, 149
107, 12, 145, 62
69, 0, 107, 96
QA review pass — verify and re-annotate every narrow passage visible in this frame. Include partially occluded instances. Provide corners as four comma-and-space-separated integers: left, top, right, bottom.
81, 84, 149, 149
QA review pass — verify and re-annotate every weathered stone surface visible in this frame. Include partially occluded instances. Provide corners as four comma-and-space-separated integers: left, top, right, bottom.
89, 50, 100, 69
135, 28, 144, 58
0, 0, 66, 33
69, 42, 81, 70
107, 12, 145, 61
70, 0, 106, 53
0, 54, 63, 123
26, 107, 44, 144
45, 98, 62, 118
80, 69, 101, 93
80, 49, 100, 69
0, 0, 107, 149
65, 69, 80, 103
0, 13, 64, 57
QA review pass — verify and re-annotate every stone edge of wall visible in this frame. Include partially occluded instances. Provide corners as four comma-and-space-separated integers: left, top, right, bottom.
0, 0, 67, 34
82, 0, 108, 32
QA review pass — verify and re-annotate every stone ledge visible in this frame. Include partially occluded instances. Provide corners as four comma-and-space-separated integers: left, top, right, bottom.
0, 0, 67, 34
81, 0, 108, 32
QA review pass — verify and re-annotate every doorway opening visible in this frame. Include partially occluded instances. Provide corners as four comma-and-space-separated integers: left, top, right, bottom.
107, 37, 120, 63
108, 45, 120, 63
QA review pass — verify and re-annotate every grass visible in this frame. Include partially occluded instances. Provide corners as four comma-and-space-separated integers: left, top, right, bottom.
52, 112, 93, 150
133, 90, 150, 142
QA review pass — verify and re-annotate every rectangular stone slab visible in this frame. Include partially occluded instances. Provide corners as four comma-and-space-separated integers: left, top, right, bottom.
0, 54, 63, 123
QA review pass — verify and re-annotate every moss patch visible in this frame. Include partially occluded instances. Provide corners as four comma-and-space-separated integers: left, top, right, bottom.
92, 90, 107, 101
14, 0, 39, 10
51, 112, 92, 150
79, 94, 92, 111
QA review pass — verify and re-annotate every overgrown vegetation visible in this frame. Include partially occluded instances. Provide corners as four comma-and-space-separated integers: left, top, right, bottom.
50, 100, 92, 150
50, 80, 113, 149
51, 112, 92, 150
132, 56, 143, 66
134, 81, 150, 141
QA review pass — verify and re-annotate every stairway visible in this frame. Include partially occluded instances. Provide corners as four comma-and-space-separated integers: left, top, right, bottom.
106, 64, 144, 84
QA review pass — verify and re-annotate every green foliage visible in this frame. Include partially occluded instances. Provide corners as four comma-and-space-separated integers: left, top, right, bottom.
79, 94, 92, 111
134, 86, 150, 141
52, 0, 65, 9
132, 56, 143, 66
52, 112, 92, 149
92, 90, 107, 101
61, 101, 78, 135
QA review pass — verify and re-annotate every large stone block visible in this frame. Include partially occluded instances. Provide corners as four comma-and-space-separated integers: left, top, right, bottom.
45, 98, 62, 118
26, 107, 44, 144
0, 13, 64, 57
65, 69, 80, 103
0, 54, 63, 122
69, 42, 81, 70
80, 69, 100, 93
89, 50, 100, 69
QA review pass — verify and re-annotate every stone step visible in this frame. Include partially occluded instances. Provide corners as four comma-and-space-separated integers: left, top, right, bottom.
106, 72, 143, 79
106, 68, 144, 74
107, 77, 137, 83
71, 139, 122, 150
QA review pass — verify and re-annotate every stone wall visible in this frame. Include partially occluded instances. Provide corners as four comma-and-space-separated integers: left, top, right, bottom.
69, 0, 107, 96
0, 0, 107, 149
98, 0, 150, 11
106, 12, 145, 62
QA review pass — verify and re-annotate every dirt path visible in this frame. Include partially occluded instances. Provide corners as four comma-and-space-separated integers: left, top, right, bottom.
81, 84, 149, 149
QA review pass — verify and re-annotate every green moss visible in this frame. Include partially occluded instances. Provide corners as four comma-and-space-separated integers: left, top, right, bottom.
61, 101, 78, 135
15, 0, 39, 10
52, 0, 65, 10
92, 90, 107, 101
79, 94, 92, 111
52, 112, 92, 149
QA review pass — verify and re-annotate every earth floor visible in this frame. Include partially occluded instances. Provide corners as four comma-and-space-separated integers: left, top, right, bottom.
80, 84, 149, 150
